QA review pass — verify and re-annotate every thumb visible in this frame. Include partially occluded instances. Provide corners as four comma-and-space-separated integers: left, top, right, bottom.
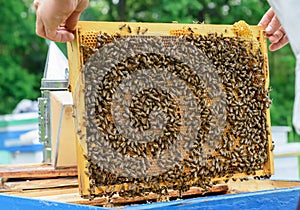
65, 11, 82, 31
65, 0, 89, 31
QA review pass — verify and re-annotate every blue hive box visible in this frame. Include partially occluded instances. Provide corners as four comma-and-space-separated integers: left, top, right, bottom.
0, 112, 39, 150
0, 112, 43, 164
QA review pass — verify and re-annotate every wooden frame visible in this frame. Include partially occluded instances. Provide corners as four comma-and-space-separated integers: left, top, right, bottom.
67, 21, 273, 198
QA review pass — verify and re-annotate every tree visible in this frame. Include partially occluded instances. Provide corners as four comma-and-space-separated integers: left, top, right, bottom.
82, 0, 269, 24
0, 1, 48, 114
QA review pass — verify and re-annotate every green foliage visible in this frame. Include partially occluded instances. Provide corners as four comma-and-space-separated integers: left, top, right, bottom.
268, 45, 300, 141
0, 61, 39, 114
0, 1, 48, 114
269, 45, 296, 125
82, 0, 269, 24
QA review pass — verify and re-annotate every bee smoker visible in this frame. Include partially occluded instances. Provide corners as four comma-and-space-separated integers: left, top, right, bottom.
38, 42, 69, 164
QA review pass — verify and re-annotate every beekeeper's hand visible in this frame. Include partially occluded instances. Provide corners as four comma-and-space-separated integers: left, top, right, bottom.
259, 8, 289, 51
34, 0, 89, 42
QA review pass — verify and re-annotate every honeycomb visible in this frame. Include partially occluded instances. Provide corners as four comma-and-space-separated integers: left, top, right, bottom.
68, 21, 273, 202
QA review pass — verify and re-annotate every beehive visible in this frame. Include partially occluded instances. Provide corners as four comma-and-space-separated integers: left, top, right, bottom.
67, 21, 274, 200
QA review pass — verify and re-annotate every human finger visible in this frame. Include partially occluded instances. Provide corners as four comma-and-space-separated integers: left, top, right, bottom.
45, 27, 75, 42
268, 26, 286, 44
36, 16, 75, 42
33, 0, 39, 10
65, 11, 82, 32
269, 34, 289, 51
34, 0, 44, 37
258, 8, 275, 27
265, 15, 281, 36
65, 0, 89, 31
35, 12, 47, 39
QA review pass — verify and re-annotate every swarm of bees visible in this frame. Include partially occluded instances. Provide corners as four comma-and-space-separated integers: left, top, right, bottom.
78, 24, 272, 201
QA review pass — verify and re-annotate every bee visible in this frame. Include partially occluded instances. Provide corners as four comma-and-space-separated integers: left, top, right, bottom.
119, 23, 127, 30
127, 25, 132, 33
188, 27, 194, 33
114, 32, 121, 38
136, 26, 141, 35
141, 28, 148, 35
270, 144, 275, 151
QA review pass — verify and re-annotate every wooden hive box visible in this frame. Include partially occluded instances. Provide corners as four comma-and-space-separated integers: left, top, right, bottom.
67, 21, 274, 199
